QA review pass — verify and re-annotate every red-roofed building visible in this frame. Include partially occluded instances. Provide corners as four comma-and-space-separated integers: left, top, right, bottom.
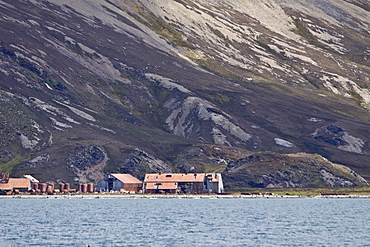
96, 174, 142, 193
143, 173, 224, 194
0, 175, 34, 194
8, 178, 32, 191
0, 182, 12, 194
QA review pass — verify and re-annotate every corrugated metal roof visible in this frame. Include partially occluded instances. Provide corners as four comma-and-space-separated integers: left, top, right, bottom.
145, 182, 177, 190
111, 174, 142, 184
0, 183, 12, 190
7, 178, 31, 189
145, 173, 205, 182
144, 173, 222, 182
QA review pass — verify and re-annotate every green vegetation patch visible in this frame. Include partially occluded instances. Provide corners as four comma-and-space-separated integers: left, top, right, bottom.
206, 93, 232, 105
126, 3, 194, 49
291, 18, 323, 48
0, 156, 30, 173
196, 59, 243, 82
203, 162, 227, 173
348, 89, 366, 107
333, 109, 355, 118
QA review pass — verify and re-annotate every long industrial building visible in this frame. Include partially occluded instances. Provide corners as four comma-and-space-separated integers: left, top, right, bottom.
96, 173, 143, 193
143, 173, 224, 194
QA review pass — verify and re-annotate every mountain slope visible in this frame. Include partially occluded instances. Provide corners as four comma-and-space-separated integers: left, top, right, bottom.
0, 0, 370, 188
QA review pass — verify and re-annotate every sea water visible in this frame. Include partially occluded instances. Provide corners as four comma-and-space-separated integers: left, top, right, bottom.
0, 197, 369, 246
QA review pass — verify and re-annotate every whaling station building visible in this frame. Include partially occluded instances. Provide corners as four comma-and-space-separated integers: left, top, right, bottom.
1, 172, 225, 195
143, 173, 224, 194
0, 172, 92, 195
0, 173, 38, 194
96, 173, 224, 194
96, 173, 143, 193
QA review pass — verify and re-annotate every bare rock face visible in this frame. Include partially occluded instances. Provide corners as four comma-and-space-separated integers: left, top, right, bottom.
175, 144, 252, 174
164, 95, 251, 145
223, 153, 369, 189
119, 148, 172, 180
24, 154, 50, 169
312, 125, 366, 154
68, 144, 108, 183
68, 145, 106, 171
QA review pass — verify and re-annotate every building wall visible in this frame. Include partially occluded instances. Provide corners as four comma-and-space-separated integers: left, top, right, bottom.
121, 183, 142, 192
145, 188, 177, 194
205, 182, 222, 193
143, 173, 225, 194
218, 174, 224, 193
96, 176, 124, 192
96, 179, 108, 191
204, 173, 224, 193
177, 182, 204, 194
96, 175, 142, 192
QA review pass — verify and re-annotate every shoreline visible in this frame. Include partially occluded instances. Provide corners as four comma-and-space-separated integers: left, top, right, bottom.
1, 193, 370, 199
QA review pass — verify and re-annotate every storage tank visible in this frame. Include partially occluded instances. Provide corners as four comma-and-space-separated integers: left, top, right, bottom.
48, 183, 55, 191
32, 182, 38, 191
47, 185, 53, 195
39, 183, 47, 193
47, 184, 55, 194
78, 183, 82, 192
87, 183, 94, 193
64, 183, 70, 192
81, 183, 87, 193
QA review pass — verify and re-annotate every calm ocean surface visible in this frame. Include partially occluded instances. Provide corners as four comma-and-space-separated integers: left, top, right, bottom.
0, 197, 369, 247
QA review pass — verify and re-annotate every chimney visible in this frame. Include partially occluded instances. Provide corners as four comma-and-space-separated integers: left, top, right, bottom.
0, 173, 10, 182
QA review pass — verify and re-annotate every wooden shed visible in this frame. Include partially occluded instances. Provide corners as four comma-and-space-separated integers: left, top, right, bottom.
96, 174, 142, 193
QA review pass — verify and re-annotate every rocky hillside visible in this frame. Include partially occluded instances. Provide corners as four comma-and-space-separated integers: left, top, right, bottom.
0, 0, 370, 189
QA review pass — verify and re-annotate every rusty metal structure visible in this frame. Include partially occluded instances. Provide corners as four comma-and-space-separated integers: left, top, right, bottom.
0, 174, 95, 195
0, 172, 10, 182
47, 183, 54, 194
32, 182, 38, 191
64, 183, 70, 192
87, 183, 94, 193
81, 183, 87, 193
143, 173, 224, 194
39, 183, 47, 193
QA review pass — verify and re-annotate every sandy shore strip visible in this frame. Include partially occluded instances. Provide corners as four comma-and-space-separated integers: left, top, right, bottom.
1, 194, 370, 199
